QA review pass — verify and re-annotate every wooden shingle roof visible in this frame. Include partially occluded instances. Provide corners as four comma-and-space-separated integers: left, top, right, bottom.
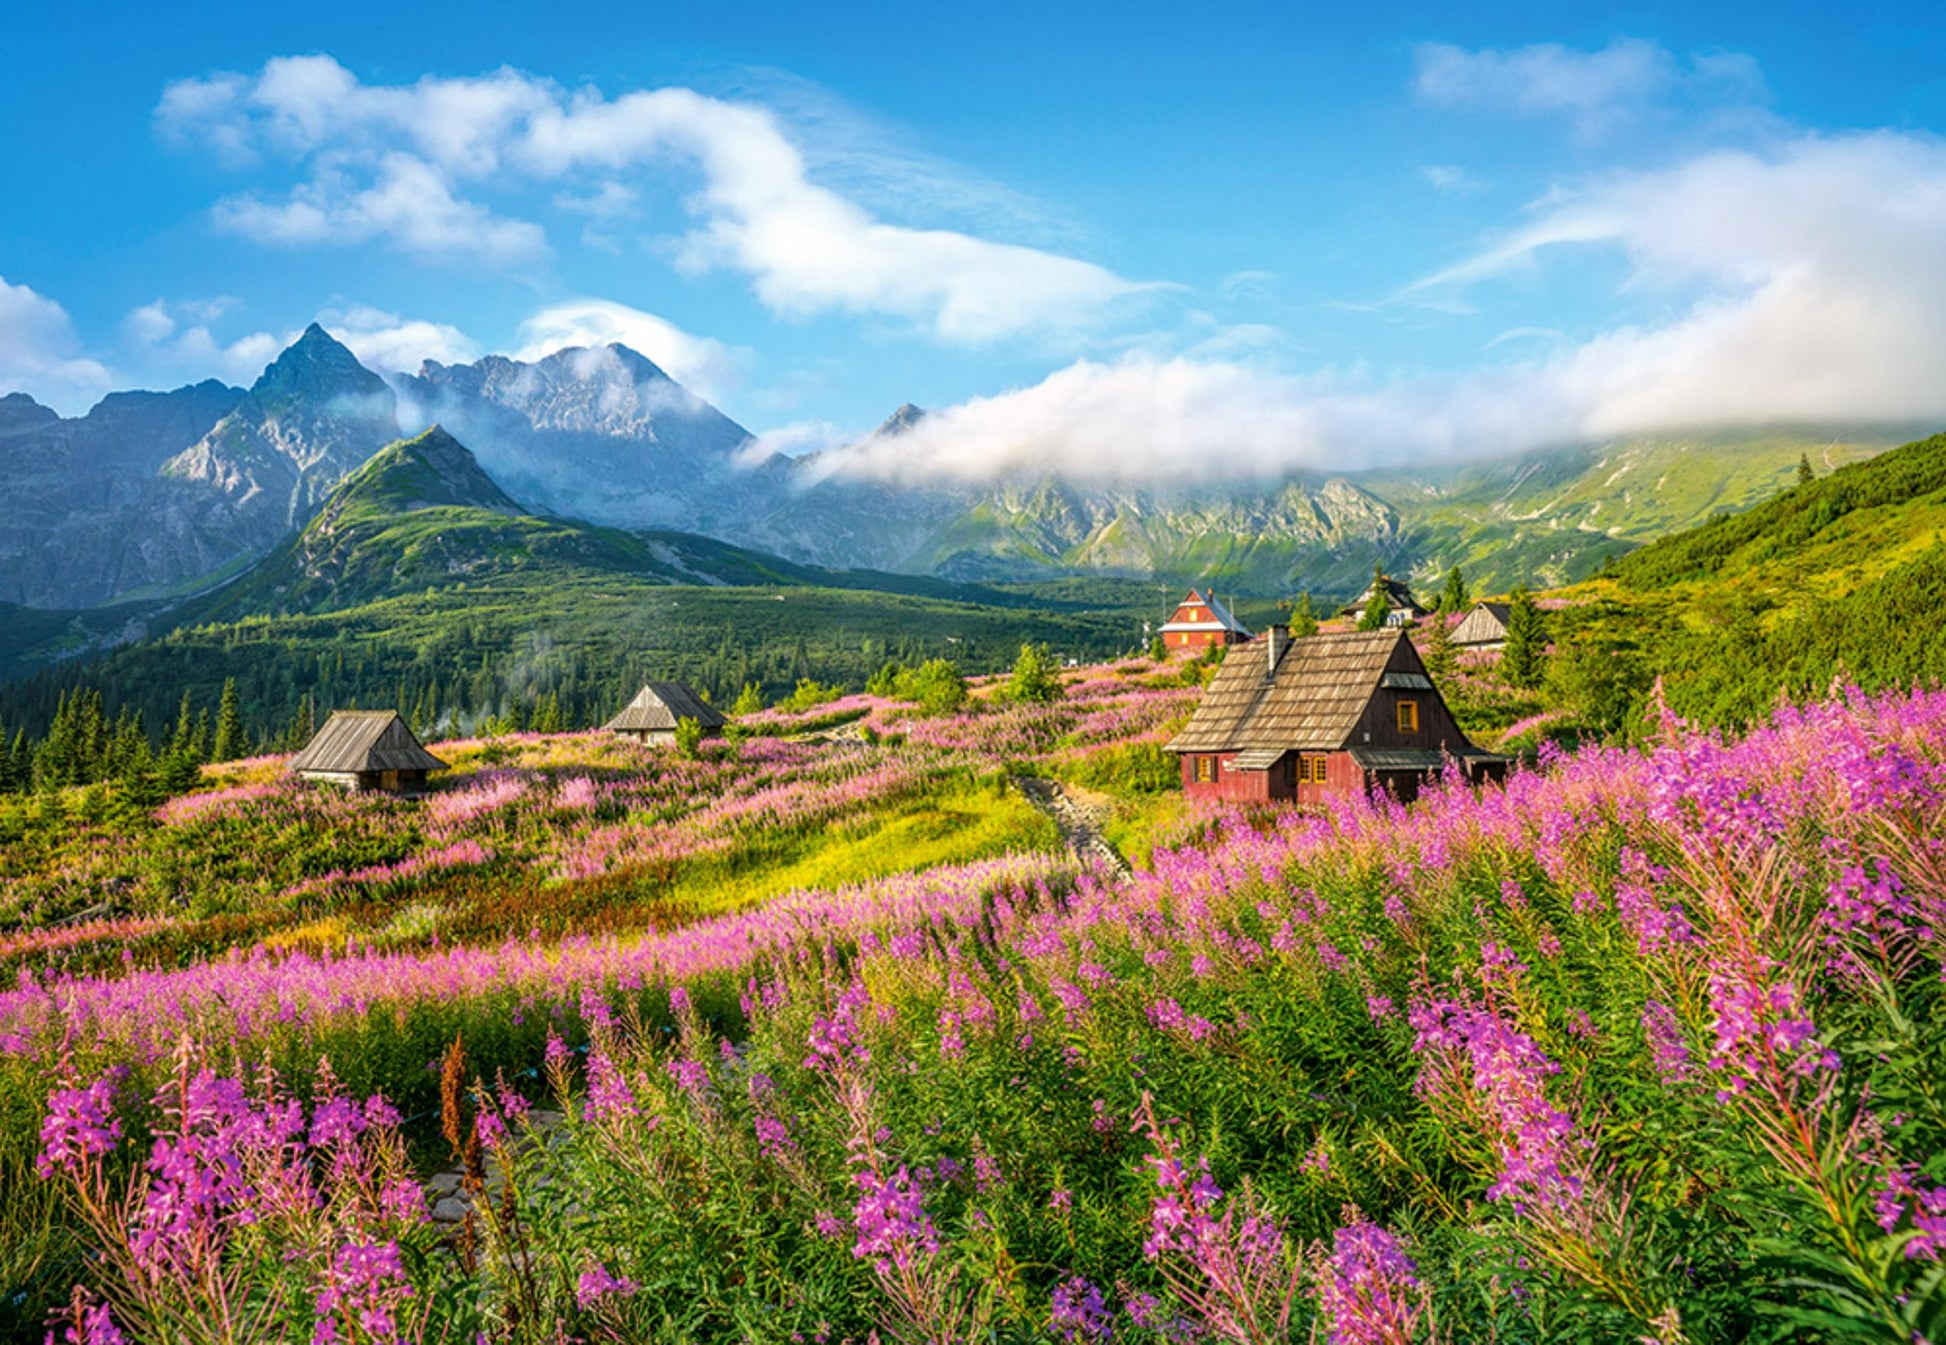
288, 711, 446, 774
1451, 601, 1512, 646
603, 681, 726, 733
1168, 629, 1405, 754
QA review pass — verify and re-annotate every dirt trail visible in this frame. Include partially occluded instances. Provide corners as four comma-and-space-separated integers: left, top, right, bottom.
1011, 776, 1132, 877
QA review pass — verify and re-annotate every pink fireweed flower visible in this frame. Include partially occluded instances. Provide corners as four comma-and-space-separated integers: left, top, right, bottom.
1320, 1221, 1424, 1345
754, 1115, 797, 1162
804, 982, 873, 1073
1049, 1275, 1114, 1344
851, 1165, 940, 1273
1410, 994, 1586, 1214
1874, 1165, 1946, 1261
575, 1263, 640, 1309
585, 1047, 638, 1120
314, 1240, 414, 1345
1706, 958, 1839, 1098
38, 1074, 122, 1177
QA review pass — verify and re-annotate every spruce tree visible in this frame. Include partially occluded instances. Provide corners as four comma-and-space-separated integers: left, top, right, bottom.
1424, 613, 1458, 682
1358, 564, 1392, 630
1798, 453, 1815, 486
212, 679, 243, 763
1440, 566, 1469, 614
731, 682, 765, 716
1501, 588, 1549, 690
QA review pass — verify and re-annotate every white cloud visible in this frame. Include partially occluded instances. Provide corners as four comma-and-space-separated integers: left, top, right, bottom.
824, 131, 1946, 484
322, 306, 480, 373
514, 299, 747, 397
0, 277, 114, 413
1421, 164, 1487, 194
158, 56, 1148, 340
122, 298, 284, 384
1414, 39, 1764, 135
212, 152, 548, 266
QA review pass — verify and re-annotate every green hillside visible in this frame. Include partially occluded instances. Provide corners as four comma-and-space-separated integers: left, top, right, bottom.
1543, 431, 1946, 725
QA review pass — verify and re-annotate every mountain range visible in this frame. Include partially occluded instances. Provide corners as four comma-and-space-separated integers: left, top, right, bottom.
0, 324, 1912, 616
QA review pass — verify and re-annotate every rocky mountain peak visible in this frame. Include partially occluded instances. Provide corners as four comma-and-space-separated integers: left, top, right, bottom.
251, 323, 392, 417
875, 403, 928, 437
0, 392, 60, 437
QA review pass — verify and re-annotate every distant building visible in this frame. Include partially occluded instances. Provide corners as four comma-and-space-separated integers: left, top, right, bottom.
603, 681, 726, 746
1339, 576, 1427, 627
1158, 587, 1253, 650
288, 711, 447, 793
1451, 601, 1513, 650
1168, 628, 1504, 803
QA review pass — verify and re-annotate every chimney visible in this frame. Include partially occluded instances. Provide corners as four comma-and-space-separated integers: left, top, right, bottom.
1265, 625, 1284, 679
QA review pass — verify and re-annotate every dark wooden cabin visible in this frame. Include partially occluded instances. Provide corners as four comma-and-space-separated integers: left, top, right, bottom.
1168, 628, 1505, 803
1339, 576, 1428, 628
288, 711, 447, 793
1158, 587, 1253, 651
603, 681, 726, 746
1450, 601, 1512, 649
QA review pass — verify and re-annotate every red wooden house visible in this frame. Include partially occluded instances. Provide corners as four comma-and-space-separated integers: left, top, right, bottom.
1168, 628, 1505, 803
1157, 587, 1252, 651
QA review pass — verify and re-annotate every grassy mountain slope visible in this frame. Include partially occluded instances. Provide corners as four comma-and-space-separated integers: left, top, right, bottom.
1544, 430, 1946, 725
1369, 429, 1899, 594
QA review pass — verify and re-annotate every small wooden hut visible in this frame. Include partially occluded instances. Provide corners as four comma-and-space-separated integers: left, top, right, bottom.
1157, 587, 1253, 651
1339, 576, 1428, 627
1451, 601, 1513, 650
1168, 628, 1504, 803
288, 710, 447, 792
603, 681, 726, 746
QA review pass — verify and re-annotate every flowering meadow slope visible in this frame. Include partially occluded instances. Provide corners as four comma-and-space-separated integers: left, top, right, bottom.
14, 681, 1946, 1343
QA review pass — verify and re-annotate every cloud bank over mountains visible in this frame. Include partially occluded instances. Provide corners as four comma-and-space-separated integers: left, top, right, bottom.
825, 128, 1946, 483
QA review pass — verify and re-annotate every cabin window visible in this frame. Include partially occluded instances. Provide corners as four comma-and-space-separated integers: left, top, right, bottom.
1194, 755, 1214, 783
1397, 700, 1420, 733
1306, 754, 1329, 784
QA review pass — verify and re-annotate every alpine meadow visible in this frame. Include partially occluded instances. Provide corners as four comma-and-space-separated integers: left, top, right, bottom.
4, 6, 1946, 1344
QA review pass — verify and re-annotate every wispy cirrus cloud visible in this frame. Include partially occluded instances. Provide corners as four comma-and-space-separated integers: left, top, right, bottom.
157, 56, 1153, 343
1413, 38, 1766, 136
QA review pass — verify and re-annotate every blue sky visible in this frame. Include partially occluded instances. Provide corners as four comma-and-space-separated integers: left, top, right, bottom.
2, 0, 1943, 478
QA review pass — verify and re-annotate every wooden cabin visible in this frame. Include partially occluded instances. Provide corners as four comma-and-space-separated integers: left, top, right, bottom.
603, 681, 726, 746
1339, 576, 1427, 628
1158, 587, 1253, 651
288, 710, 447, 793
1451, 601, 1512, 650
1168, 628, 1505, 803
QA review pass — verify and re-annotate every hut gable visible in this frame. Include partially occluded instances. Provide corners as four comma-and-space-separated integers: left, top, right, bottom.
1451, 601, 1513, 648
1158, 587, 1252, 648
603, 681, 726, 736
288, 711, 446, 790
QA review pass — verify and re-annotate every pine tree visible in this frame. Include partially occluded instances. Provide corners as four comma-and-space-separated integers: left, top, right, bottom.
1440, 566, 1469, 614
1501, 588, 1549, 690
1424, 613, 1457, 682
1288, 593, 1318, 639
1798, 453, 1815, 486
731, 682, 765, 716
212, 679, 243, 763
168, 692, 196, 762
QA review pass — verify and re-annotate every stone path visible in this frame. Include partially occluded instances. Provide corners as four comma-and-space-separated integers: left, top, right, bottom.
1011, 775, 1132, 877
425, 1108, 564, 1224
